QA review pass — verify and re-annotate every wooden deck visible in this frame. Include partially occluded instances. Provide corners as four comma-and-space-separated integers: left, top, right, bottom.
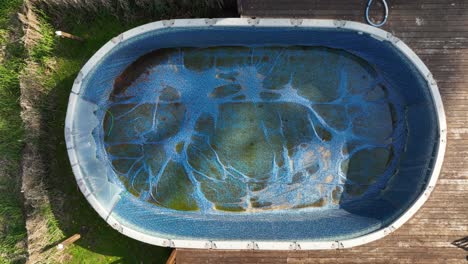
176, 1, 468, 263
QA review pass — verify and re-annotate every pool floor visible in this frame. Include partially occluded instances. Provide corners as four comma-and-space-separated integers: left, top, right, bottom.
102, 46, 406, 213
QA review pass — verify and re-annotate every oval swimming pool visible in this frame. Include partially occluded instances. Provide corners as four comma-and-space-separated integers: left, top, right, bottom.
65, 19, 446, 250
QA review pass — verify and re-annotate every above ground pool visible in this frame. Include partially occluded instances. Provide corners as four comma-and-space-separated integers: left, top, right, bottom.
65, 19, 446, 250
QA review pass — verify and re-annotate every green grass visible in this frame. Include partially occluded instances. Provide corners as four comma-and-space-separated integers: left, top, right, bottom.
0, 0, 28, 263
35, 13, 171, 263
30, 10, 56, 66
0, 0, 25, 163
0, 1, 234, 262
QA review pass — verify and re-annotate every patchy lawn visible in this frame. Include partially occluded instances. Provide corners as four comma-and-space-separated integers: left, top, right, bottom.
34, 14, 171, 264
0, 0, 27, 263
2, 0, 236, 262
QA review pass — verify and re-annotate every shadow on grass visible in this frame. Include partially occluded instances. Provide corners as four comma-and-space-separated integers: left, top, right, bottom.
40, 73, 171, 263
36, 16, 173, 263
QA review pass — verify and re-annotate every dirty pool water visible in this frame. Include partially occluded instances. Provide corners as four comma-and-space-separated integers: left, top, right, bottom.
102, 46, 406, 213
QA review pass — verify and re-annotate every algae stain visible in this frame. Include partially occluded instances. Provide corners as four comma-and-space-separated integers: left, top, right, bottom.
215, 204, 246, 212
175, 142, 184, 154
332, 186, 342, 204
293, 198, 326, 209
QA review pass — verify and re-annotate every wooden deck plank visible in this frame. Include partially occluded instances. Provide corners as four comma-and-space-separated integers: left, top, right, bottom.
176, 0, 468, 263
